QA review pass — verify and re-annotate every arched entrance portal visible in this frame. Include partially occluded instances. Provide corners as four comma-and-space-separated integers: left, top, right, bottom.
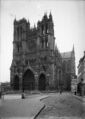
38, 73, 46, 90
23, 69, 35, 90
13, 75, 19, 90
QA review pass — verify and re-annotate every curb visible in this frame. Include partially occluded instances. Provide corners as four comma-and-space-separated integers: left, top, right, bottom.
40, 96, 49, 101
72, 94, 84, 102
34, 96, 49, 119
34, 104, 45, 119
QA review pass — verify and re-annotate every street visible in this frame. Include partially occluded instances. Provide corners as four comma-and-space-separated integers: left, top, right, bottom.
0, 92, 85, 119
37, 93, 85, 119
0, 93, 47, 118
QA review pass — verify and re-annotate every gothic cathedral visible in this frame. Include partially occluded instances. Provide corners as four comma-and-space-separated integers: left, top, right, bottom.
10, 13, 75, 91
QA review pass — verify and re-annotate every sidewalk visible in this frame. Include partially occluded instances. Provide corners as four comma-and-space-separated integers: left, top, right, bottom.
71, 93, 85, 103
3, 94, 21, 100
0, 94, 48, 119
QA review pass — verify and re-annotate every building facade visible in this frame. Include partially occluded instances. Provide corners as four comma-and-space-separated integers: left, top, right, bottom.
61, 47, 76, 90
1, 82, 11, 92
71, 76, 77, 94
10, 13, 75, 91
77, 51, 85, 96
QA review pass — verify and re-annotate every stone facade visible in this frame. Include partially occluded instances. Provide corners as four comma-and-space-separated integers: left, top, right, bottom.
10, 13, 75, 91
77, 51, 85, 96
61, 47, 76, 90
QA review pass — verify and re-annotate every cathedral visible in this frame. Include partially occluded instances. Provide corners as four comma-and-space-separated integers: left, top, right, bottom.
10, 13, 75, 91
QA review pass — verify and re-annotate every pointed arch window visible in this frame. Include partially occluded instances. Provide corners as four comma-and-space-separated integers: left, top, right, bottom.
45, 37, 48, 48
17, 43, 19, 52
63, 61, 66, 73
42, 25, 45, 34
42, 39, 44, 48
17, 27, 19, 40
46, 24, 48, 33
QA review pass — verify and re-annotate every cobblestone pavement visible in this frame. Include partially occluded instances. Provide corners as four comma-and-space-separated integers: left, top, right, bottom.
36, 116, 82, 119
0, 94, 48, 118
36, 93, 85, 119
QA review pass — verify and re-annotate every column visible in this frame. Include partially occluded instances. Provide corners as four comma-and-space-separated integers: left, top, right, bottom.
35, 73, 38, 90
19, 72, 23, 91
57, 70, 59, 90
46, 74, 50, 90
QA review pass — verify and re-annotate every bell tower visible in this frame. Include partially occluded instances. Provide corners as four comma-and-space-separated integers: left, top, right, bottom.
13, 18, 28, 57
37, 12, 55, 50
71, 45, 76, 76
13, 18, 19, 56
48, 12, 55, 50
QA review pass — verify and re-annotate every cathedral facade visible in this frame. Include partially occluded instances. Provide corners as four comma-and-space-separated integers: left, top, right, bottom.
10, 13, 75, 91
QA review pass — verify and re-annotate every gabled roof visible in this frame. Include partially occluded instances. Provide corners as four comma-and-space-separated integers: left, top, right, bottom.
61, 51, 72, 59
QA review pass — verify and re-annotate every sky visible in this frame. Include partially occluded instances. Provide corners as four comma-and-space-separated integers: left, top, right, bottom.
0, 0, 85, 82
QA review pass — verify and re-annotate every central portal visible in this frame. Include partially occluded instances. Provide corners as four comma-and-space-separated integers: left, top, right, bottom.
23, 69, 35, 90
38, 73, 46, 90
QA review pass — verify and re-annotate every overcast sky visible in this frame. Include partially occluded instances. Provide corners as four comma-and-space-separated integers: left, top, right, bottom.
0, 0, 85, 82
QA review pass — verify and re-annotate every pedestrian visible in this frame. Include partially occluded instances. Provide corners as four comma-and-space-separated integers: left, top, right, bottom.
21, 92, 25, 99
60, 87, 63, 94
0, 91, 1, 98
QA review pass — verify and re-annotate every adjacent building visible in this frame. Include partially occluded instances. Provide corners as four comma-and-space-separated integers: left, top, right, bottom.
1, 82, 11, 92
71, 76, 77, 94
10, 13, 76, 91
77, 51, 85, 96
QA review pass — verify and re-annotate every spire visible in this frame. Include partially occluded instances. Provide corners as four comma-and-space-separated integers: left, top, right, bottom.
72, 44, 75, 53
49, 11, 52, 21
72, 44, 75, 58
28, 19, 30, 28
43, 12, 48, 20
44, 12, 47, 16
14, 17, 17, 24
